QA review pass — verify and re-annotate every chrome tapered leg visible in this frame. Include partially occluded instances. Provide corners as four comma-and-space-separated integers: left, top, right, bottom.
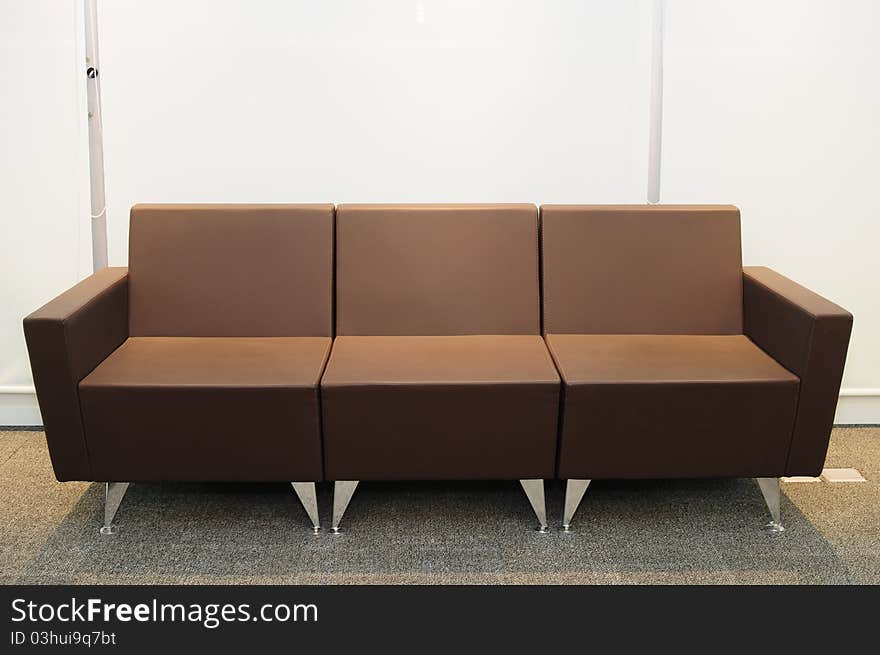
562, 479, 591, 532
756, 477, 785, 533
290, 482, 321, 534
331, 481, 359, 534
519, 479, 550, 533
100, 482, 129, 535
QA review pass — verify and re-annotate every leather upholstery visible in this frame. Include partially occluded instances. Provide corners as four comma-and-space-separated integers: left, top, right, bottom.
322, 336, 559, 480
22, 201, 852, 490
80, 337, 330, 481
743, 267, 853, 475
336, 204, 540, 335
549, 334, 799, 478
129, 204, 334, 337
23, 267, 129, 481
541, 205, 743, 335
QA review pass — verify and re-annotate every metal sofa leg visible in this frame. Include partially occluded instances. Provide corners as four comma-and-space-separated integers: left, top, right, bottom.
100, 482, 129, 535
290, 482, 321, 534
755, 477, 785, 533
331, 481, 359, 534
561, 479, 591, 532
519, 479, 550, 533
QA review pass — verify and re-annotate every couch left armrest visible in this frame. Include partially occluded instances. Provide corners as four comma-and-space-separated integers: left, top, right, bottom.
23, 267, 129, 481
743, 266, 853, 476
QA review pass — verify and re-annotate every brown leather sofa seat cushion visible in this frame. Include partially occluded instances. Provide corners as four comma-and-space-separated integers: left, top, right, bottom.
547, 334, 800, 479
79, 337, 330, 481
321, 336, 560, 480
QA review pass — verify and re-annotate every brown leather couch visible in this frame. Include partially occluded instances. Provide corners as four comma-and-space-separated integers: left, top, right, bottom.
23, 203, 851, 535
541, 205, 853, 531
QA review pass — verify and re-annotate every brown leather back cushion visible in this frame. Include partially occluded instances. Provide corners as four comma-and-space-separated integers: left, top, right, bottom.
129, 204, 333, 337
336, 204, 540, 335
541, 205, 743, 335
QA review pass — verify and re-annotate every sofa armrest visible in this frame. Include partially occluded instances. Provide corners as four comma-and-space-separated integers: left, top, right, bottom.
23, 267, 129, 481
743, 266, 852, 476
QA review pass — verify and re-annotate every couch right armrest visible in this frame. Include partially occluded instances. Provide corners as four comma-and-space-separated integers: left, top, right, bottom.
23, 267, 129, 481
743, 266, 853, 476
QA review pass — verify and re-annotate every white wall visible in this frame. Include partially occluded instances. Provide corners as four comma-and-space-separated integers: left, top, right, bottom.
662, 0, 880, 423
0, 0, 878, 425
0, 1, 91, 424
96, 0, 652, 263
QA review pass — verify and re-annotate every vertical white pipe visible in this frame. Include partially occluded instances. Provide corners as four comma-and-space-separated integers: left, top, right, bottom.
647, 0, 665, 204
84, 0, 108, 271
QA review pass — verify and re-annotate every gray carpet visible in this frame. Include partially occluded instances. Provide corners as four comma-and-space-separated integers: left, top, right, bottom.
0, 427, 877, 584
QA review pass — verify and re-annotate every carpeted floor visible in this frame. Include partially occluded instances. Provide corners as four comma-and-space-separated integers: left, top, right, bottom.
0, 427, 877, 584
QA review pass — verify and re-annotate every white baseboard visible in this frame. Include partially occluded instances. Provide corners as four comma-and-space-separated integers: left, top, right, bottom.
835, 390, 880, 425
0, 388, 41, 427
1, 386, 879, 428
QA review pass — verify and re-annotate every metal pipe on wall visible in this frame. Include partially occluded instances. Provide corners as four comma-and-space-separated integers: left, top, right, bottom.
84, 0, 108, 271
647, 0, 665, 204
